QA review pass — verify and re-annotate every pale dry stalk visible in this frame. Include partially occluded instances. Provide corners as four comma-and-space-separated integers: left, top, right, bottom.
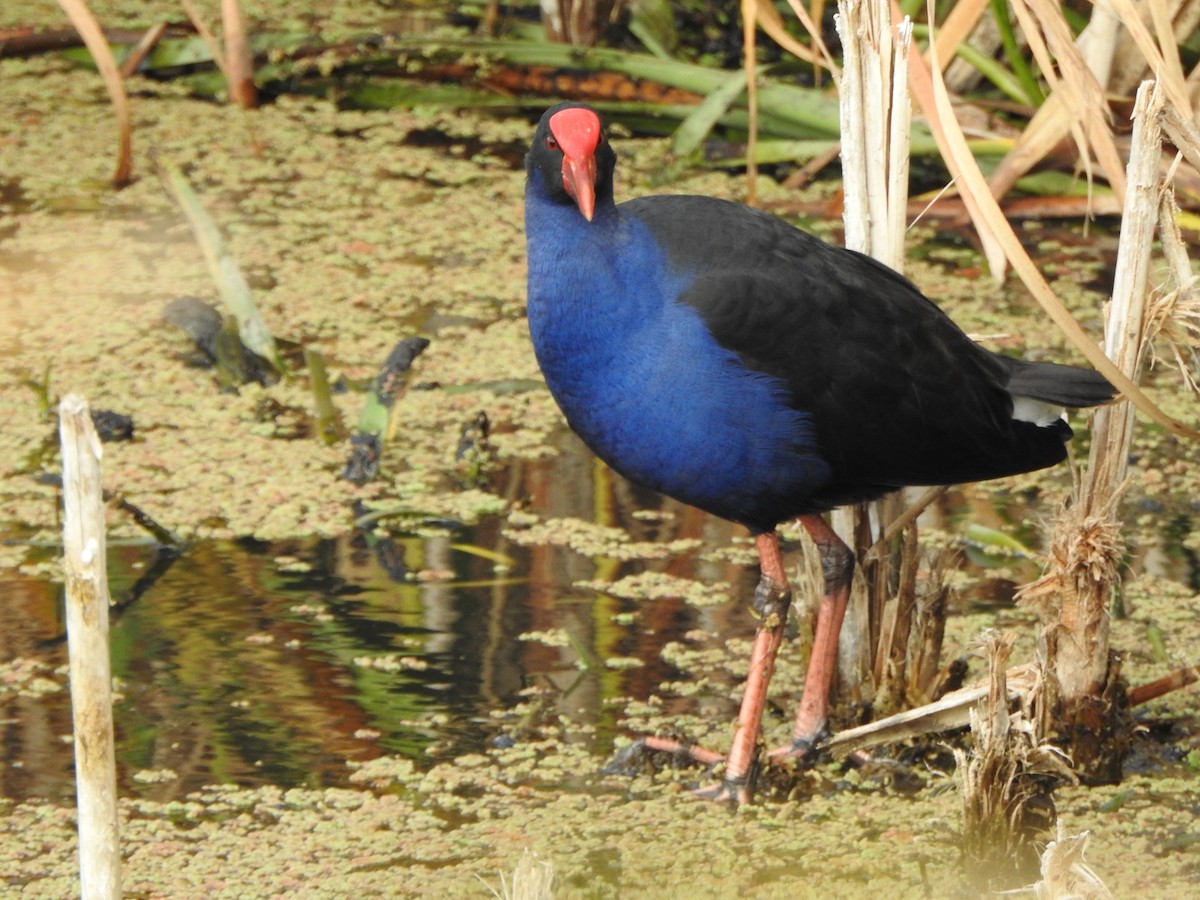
60, 395, 122, 900
56, 0, 132, 185
830, 0, 921, 708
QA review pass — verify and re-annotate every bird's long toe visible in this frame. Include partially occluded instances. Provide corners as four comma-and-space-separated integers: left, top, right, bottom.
766, 731, 827, 767
601, 735, 725, 777
693, 774, 755, 806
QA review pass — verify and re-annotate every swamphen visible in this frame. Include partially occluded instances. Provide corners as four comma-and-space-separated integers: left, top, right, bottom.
523, 102, 1115, 803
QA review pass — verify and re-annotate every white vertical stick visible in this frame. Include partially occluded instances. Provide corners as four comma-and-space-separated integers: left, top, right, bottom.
59, 394, 122, 900
836, 0, 868, 254
886, 18, 913, 274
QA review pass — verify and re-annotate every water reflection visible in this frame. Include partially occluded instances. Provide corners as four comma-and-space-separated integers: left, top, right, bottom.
0, 433, 746, 805
2, 430, 1194, 805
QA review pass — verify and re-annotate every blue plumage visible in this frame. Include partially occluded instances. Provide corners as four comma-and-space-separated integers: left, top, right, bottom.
525, 167, 830, 531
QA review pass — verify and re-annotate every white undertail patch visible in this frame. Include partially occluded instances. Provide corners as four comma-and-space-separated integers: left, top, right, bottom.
1011, 396, 1067, 427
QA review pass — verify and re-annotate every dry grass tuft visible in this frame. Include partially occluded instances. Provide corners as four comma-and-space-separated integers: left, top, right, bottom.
1016, 500, 1124, 611
1146, 191, 1200, 393
955, 631, 1076, 888
478, 849, 555, 900
1027, 824, 1114, 900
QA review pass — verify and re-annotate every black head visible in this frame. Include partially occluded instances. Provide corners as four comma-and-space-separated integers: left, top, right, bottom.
525, 102, 617, 221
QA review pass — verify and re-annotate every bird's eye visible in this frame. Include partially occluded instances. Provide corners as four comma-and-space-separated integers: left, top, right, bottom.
546, 136, 559, 151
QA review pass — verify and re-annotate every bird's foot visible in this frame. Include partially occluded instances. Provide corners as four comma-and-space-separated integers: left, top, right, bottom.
693, 771, 754, 806
603, 736, 765, 805
601, 735, 724, 777
766, 730, 829, 769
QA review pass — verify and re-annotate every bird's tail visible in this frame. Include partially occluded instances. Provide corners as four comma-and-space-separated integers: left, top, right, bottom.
1004, 359, 1116, 408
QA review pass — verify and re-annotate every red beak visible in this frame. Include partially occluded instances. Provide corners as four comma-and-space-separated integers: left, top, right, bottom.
562, 153, 597, 221
549, 107, 602, 222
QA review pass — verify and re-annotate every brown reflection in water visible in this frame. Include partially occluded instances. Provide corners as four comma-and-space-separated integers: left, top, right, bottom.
7, 423, 1188, 805
0, 427, 765, 803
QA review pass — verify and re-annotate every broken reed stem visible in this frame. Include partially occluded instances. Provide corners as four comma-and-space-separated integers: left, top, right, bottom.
55, 0, 132, 185
831, 0, 921, 708
59, 395, 122, 900
221, 0, 258, 108
1016, 80, 1165, 783
741, 0, 759, 205
1082, 80, 1163, 516
955, 631, 1074, 889
1067, 80, 1162, 688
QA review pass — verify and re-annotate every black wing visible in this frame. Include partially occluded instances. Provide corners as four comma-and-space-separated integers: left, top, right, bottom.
625, 195, 1095, 501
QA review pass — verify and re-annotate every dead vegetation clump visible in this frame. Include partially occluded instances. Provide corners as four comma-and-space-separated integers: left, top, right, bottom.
1028, 825, 1114, 900
955, 630, 1078, 889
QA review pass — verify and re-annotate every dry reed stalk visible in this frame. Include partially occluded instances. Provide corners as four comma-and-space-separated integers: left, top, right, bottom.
118, 22, 167, 78
829, 0, 927, 711
1017, 80, 1167, 782
929, 0, 990, 73
835, 0, 912, 267
757, 0, 829, 70
941, 0, 998, 92
919, 15, 1199, 442
60, 395, 122, 900
741, 0, 759, 205
221, 0, 257, 108
986, 0, 1126, 207
179, 0, 229, 79
955, 631, 1075, 888
1111, 0, 1200, 98
1105, 0, 1194, 114
56, 0, 132, 185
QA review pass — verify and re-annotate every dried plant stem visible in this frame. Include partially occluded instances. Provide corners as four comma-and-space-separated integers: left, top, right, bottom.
1084, 80, 1165, 512
741, 0, 759, 205
830, 0, 928, 713
180, 0, 229, 78
1029, 823, 1113, 899
1017, 81, 1166, 782
60, 395, 122, 900
118, 22, 167, 78
56, 0, 132, 185
1127, 664, 1200, 706
222, 0, 257, 108
955, 632, 1074, 889
920, 18, 1199, 441
835, 0, 912, 263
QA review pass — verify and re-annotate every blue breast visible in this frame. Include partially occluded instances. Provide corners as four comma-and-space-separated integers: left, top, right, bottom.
525, 175, 831, 531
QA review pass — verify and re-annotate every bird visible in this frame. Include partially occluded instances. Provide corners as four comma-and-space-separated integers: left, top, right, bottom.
523, 101, 1115, 803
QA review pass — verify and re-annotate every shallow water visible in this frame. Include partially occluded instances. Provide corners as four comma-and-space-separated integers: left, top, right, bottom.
1, 435, 754, 804
6, 433, 1195, 808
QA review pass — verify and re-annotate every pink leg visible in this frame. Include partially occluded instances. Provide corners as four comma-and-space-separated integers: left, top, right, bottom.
696, 531, 792, 804
770, 513, 855, 759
